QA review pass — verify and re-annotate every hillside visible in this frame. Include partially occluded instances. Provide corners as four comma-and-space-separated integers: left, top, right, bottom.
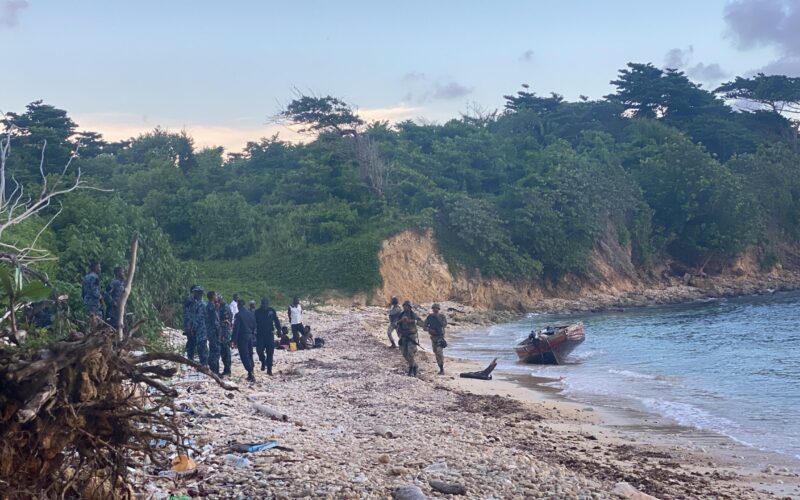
2, 64, 800, 327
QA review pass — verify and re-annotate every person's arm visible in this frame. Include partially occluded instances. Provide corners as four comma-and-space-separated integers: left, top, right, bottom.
272, 309, 281, 334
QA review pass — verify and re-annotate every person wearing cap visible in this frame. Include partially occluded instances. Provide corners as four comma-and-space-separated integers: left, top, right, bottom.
249, 300, 256, 312
103, 266, 126, 329
254, 297, 281, 375
233, 298, 257, 382
424, 303, 448, 375
386, 296, 402, 348
183, 285, 197, 360
287, 297, 304, 343
395, 300, 424, 376
205, 291, 222, 375
188, 285, 209, 365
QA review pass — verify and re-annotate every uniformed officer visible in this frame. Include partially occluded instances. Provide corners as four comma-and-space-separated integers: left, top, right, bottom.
424, 303, 448, 375
396, 300, 424, 376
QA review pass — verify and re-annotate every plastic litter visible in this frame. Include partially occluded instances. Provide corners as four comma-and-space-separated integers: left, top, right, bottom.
424, 461, 448, 473
171, 454, 197, 473
223, 454, 250, 468
233, 440, 279, 453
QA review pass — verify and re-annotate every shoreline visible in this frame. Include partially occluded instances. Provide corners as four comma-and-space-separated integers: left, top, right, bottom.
145, 303, 800, 499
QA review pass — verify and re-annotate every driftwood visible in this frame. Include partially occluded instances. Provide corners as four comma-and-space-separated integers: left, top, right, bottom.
0, 322, 237, 498
117, 235, 138, 340
429, 479, 467, 495
459, 358, 497, 380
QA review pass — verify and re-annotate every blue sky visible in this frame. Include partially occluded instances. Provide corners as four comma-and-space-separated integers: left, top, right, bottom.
1, 0, 793, 151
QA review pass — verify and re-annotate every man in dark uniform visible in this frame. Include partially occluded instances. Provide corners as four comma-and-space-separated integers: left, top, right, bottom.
183, 285, 197, 360
396, 300, 424, 377
81, 261, 103, 322
205, 291, 222, 375
254, 297, 281, 375
189, 285, 209, 365
233, 298, 257, 383
104, 266, 126, 328
217, 294, 233, 376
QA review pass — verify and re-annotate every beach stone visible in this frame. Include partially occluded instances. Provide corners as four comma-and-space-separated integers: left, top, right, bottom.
429, 480, 467, 495
392, 485, 429, 500
378, 454, 391, 464
610, 482, 659, 500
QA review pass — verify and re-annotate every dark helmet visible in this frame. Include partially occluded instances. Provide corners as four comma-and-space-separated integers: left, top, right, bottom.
390, 296, 399, 305
432, 303, 441, 310
191, 285, 204, 293
402, 300, 412, 307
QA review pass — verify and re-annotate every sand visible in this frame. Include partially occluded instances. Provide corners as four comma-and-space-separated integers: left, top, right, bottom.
142, 304, 800, 499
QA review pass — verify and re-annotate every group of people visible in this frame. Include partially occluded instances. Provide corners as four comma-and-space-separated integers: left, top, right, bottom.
386, 297, 448, 376
182, 289, 319, 383
81, 262, 127, 328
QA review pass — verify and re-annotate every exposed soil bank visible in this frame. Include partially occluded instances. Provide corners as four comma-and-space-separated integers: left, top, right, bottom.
365, 229, 800, 314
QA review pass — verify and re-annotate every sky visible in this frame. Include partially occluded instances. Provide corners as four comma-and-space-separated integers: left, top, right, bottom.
2, 0, 798, 152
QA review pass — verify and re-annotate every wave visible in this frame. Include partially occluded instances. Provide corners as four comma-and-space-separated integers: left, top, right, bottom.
607, 368, 657, 380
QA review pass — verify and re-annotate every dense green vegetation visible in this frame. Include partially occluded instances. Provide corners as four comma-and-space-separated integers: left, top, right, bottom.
2, 64, 799, 331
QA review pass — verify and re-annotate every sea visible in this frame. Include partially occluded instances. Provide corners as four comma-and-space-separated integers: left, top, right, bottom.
448, 290, 800, 463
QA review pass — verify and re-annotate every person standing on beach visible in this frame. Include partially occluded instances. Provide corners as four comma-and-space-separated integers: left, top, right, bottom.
217, 294, 233, 376
189, 285, 209, 365
387, 296, 402, 348
254, 297, 281, 375
233, 298, 257, 383
396, 300, 424, 376
183, 286, 197, 360
424, 303, 448, 375
229, 294, 240, 327
81, 262, 103, 322
103, 266, 126, 328
205, 291, 222, 375
288, 297, 304, 343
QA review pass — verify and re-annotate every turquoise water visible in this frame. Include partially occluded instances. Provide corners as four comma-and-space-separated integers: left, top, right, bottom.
448, 291, 800, 461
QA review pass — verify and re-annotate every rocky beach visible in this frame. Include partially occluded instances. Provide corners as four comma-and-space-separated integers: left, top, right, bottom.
142, 303, 800, 499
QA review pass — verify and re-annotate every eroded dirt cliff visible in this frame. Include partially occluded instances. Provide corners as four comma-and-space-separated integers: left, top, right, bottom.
369, 228, 800, 311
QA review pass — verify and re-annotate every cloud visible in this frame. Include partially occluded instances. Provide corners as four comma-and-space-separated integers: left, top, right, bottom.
401, 71, 426, 82
431, 82, 473, 100
664, 46, 693, 68
686, 62, 728, 83
0, 0, 28, 28
662, 45, 729, 84
519, 49, 535, 63
723, 0, 800, 75
74, 106, 421, 153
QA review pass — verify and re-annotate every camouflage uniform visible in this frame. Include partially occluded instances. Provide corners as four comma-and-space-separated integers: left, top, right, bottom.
81, 271, 102, 318
205, 300, 221, 374
396, 308, 424, 376
190, 298, 209, 365
104, 277, 125, 327
218, 301, 233, 375
387, 304, 402, 347
424, 311, 448, 373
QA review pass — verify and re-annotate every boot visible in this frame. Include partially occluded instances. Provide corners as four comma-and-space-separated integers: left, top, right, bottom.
222, 369, 231, 377
412, 366, 418, 377
267, 366, 273, 376
390, 342, 397, 348
438, 364, 444, 375
407, 366, 413, 376
246, 372, 256, 383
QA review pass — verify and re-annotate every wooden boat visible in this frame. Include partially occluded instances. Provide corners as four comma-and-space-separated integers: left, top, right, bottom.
515, 323, 585, 364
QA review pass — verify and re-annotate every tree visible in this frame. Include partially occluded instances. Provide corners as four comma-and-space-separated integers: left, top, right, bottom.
715, 73, 800, 115
278, 94, 364, 136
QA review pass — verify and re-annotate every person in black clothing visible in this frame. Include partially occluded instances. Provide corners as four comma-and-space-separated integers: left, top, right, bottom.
254, 297, 281, 375
233, 298, 257, 383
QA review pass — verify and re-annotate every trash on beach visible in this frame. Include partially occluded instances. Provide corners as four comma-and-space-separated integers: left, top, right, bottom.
233, 441, 279, 453
252, 402, 290, 422
223, 454, 251, 469
247, 392, 270, 400
373, 425, 396, 438
171, 455, 197, 473
459, 358, 497, 380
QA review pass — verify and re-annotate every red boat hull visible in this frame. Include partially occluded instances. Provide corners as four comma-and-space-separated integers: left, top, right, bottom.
515, 323, 585, 365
